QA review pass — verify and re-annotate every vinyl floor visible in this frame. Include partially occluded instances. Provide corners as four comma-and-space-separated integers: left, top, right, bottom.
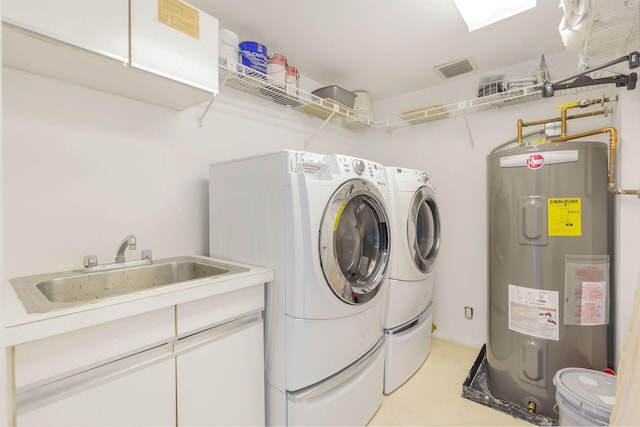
368, 338, 534, 426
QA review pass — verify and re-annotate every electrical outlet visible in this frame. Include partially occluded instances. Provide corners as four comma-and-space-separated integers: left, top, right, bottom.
464, 306, 473, 319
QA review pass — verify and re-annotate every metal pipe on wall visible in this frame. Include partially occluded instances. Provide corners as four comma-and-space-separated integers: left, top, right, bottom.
515, 96, 639, 198
516, 96, 616, 143
550, 127, 640, 197
517, 110, 609, 143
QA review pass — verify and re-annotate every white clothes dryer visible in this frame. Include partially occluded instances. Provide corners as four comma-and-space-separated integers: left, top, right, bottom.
209, 150, 391, 426
382, 166, 441, 394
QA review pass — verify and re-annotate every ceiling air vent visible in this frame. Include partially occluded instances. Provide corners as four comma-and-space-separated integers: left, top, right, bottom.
434, 57, 477, 79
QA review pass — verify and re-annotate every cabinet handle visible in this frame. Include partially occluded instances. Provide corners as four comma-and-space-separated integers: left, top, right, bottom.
16, 343, 174, 415
174, 310, 263, 355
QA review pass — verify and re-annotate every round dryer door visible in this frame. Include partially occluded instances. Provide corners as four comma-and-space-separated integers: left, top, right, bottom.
408, 185, 441, 274
319, 179, 390, 305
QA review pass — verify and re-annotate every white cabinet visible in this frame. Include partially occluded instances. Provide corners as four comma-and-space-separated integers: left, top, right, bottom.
176, 315, 265, 426
1, 0, 129, 62
14, 307, 176, 426
175, 285, 266, 426
130, 0, 218, 93
16, 345, 176, 427
10, 283, 267, 426
2, 0, 129, 62
2, 0, 218, 110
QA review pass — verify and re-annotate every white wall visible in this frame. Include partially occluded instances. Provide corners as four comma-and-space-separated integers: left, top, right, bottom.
614, 89, 640, 363
3, 50, 639, 368
365, 53, 640, 364
1, 67, 367, 279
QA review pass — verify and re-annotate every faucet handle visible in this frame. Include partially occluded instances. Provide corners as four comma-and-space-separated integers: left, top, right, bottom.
83, 255, 98, 268
141, 249, 152, 261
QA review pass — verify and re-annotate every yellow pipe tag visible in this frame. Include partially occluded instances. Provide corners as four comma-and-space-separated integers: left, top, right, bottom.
556, 101, 579, 109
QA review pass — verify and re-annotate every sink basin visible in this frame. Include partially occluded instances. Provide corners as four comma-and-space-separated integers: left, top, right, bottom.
10, 256, 249, 313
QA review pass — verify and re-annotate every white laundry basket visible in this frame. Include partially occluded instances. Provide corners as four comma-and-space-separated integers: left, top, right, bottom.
353, 91, 374, 122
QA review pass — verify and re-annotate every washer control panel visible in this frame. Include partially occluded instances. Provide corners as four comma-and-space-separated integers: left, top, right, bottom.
352, 159, 366, 175
293, 151, 387, 187
330, 154, 387, 187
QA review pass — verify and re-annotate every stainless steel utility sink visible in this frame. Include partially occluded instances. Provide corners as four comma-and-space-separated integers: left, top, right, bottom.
10, 256, 249, 313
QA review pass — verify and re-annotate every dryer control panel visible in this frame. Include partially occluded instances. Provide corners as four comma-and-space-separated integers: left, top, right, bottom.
386, 167, 434, 193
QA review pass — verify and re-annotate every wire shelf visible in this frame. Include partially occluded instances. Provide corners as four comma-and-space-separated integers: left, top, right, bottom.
380, 85, 545, 129
217, 59, 618, 133
218, 60, 374, 130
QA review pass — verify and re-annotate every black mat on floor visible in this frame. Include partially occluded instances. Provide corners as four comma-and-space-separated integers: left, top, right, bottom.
462, 345, 558, 426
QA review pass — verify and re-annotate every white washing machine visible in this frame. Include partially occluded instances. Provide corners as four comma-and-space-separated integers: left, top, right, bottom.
383, 166, 441, 394
209, 150, 391, 426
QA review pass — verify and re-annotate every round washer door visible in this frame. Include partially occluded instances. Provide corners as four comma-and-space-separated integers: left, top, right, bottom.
408, 185, 441, 274
319, 179, 390, 305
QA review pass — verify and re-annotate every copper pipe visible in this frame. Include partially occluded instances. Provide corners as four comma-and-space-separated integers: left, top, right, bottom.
517, 119, 524, 142
559, 97, 615, 137
561, 108, 568, 136
516, 94, 616, 142
517, 110, 607, 143
614, 189, 640, 195
549, 127, 640, 196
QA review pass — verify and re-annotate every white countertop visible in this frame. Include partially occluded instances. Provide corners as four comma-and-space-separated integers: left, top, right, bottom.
2, 255, 274, 347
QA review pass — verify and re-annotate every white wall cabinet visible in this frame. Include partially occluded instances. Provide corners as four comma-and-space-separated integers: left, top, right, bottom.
130, 0, 218, 93
1, 0, 129, 62
10, 284, 266, 426
2, 0, 218, 110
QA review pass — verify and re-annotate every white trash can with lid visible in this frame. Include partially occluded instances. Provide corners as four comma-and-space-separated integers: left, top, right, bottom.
553, 367, 616, 426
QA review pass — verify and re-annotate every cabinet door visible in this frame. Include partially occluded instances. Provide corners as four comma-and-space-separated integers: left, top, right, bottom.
16, 345, 176, 426
176, 313, 265, 426
14, 306, 175, 389
130, 0, 219, 94
2, 0, 128, 62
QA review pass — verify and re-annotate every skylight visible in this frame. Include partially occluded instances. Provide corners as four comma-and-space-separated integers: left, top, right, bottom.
453, 0, 537, 32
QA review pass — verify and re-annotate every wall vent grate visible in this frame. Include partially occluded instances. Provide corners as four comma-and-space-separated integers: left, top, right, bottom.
434, 57, 477, 79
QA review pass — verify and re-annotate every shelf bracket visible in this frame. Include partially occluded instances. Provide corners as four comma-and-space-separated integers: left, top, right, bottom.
197, 95, 217, 128
197, 62, 238, 127
304, 111, 336, 150
462, 112, 475, 148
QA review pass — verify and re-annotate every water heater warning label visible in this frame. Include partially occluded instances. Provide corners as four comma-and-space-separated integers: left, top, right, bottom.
508, 285, 559, 341
548, 197, 581, 236
564, 255, 610, 326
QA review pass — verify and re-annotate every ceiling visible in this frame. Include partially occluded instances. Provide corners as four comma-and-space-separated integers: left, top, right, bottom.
189, 0, 567, 101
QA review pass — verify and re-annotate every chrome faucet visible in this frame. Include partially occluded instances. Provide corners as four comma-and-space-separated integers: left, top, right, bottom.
115, 234, 137, 263
83, 234, 152, 272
